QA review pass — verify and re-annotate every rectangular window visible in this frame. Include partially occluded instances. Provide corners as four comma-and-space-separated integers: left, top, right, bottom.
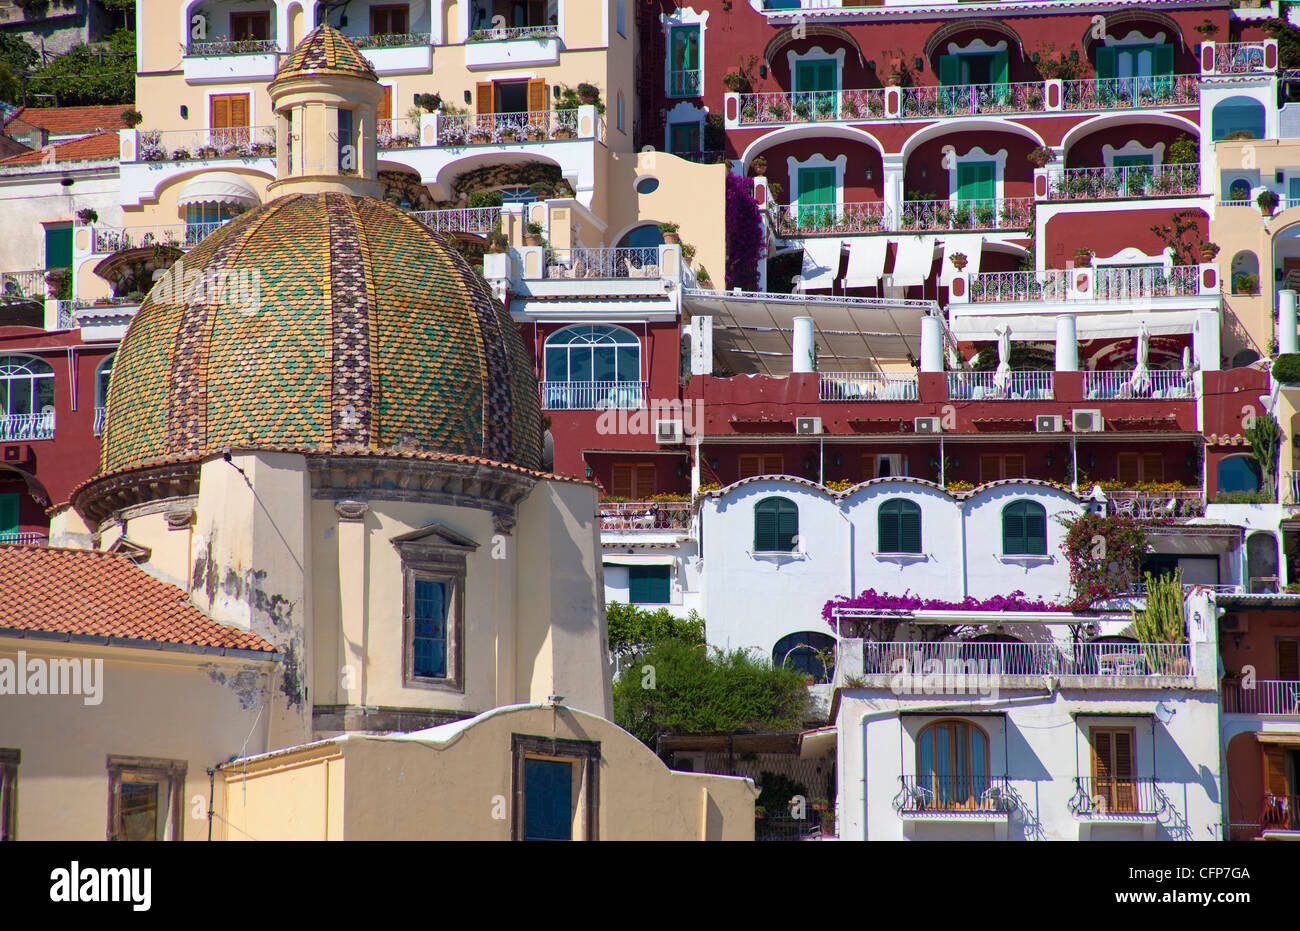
337, 107, 354, 171
668, 122, 699, 155
512, 735, 600, 841
611, 462, 656, 499
370, 4, 410, 35
0, 749, 17, 840
668, 25, 700, 97
1277, 638, 1300, 681
979, 453, 1025, 483
617, 0, 625, 38
0, 494, 18, 542
44, 225, 72, 270
1116, 452, 1164, 485
107, 756, 186, 841
863, 453, 908, 479
738, 453, 784, 480
628, 565, 671, 604
209, 93, 250, 130
797, 166, 835, 228
412, 578, 449, 679
524, 758, 573, 840
230, 11, 271, 40
398, 539, 469, 692
1090, 727, 1137, 814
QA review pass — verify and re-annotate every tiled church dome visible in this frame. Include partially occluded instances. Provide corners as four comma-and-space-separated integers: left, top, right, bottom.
101, 192, 542, 472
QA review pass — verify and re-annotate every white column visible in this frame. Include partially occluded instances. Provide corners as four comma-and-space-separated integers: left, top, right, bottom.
1194, 309, 1221, 371
1279, 289, 1298, 355
792, 316, 814, 373
1054, 315, 1078, 371
690, 316, 713, 376
882, 154, 905, 228
920, 315, 943, 372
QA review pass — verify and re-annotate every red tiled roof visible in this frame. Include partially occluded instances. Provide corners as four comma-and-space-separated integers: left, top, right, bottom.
0, 130, 119, 166
0, 545, 277, 653
5, 104, 133, 135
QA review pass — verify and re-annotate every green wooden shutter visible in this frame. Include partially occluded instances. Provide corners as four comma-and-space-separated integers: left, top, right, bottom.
938, 54, 959, 86
776, 502, 798, 551
1095, 46, 1117, 81
991, 50, 1009, 89
629, 566, 670, 603
755, 500, 778, 551
0, 494, 18, 539
1026, 504, 1047, 555
1003, 504, 1026, 554
878, 502, 900, 552
44, 226, 72, 269
900, 502, 922, 553
1153, 43, 1174, 77
957, 162, 994, 202
798, 167, 835, 228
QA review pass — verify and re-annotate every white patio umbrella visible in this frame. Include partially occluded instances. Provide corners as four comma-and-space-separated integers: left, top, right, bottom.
1180, 346, 1195, 393
1128, 322, 1152, 395
993, 325, 1012, 394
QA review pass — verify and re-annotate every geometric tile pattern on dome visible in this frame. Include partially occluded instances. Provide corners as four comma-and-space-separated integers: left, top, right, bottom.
273, 23, 378, 84
100, 192, 542, 475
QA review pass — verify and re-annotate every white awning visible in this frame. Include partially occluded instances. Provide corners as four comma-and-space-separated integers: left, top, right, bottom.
890, 235, 936, 287
602, 554, 676, 566
950, 309, 1200, 341
939, 234, 984, 286
176, 172, 261, 208
799, 239, 843, 291
843, 237, 888, 289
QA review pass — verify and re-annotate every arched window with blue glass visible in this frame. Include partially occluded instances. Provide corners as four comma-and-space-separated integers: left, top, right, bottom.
1001, 500, 1047, 555
772, 631, 836, 683
1216, 454, 1262, 494
753, 496, 798, 553
1211, 96, 1266, 141
542, 324, 642, 410
915, 719, 991, 811
0, 356, 55, 440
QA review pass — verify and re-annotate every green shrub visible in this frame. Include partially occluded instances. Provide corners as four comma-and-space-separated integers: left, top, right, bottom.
1272, 353, 1300, 384
1211, 490, 1274, 503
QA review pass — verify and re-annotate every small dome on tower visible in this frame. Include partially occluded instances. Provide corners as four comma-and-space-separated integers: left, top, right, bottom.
271, 24, 378, 85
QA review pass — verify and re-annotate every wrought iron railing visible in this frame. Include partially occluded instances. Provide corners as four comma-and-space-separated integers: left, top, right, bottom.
1223, 680, 1300, 715
735, 88, 886, 124
407, 207, 502, 234
670, 69, 702, 97
0, 411, 54, 441
863, 640, 1060, 676
186, 38, 278, 57
899, 197, 1032, 232
1047, 163, 1200, 201
947, 370, 1054, 400
1061, 642, 1193, 678
89, 221, 227, 254
136, 126, 275, 162
467, 24, 559, 42
899, 81, 1045, 118
351, 32, 427, 49
819, 372, 918, 401
599, 500, 692, 532
1104, 490, 1204, 520
0, 532, 48, 545
1212, 42, 1271, 75
1061, 75, 1199, 110
894, 775, 1013, 814
1260, 793, 1300, 831
1082, 369, 1195, 399
772, 201, 890, 236
1282, 470, 1300, 506
544, 247, 662, 279
435, 109, 580, 146
377, 117, 420, 149
540, 380, 647, 410
1094, 264, 1200, 299
0, 269, 47, 303
965, 266, 1201, 303
1069, 777, 1163, 816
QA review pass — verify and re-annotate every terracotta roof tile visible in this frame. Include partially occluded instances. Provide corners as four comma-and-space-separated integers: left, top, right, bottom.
4, 105, 133, 135
0, 544, 276, 653
0, 130, 119, 166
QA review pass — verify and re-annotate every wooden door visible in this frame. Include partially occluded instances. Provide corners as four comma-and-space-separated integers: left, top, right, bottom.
210, 93, 250, 149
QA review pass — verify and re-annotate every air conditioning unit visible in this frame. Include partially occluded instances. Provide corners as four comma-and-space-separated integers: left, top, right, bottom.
655, 420, 684, 444
1036, 414, 1063, 433
796, 416, 822, 435
914, 416, 942, 435
1072, 409, 1104, 432
1219, 613, 1247, 633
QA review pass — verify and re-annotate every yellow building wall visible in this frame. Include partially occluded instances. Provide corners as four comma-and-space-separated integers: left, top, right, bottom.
217, 705, 756, 840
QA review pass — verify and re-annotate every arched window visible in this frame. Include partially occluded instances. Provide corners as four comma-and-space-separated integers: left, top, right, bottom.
1230, 250, 1260, 294
916, 719, 990, 811
1228, 178, 1252, 202
1211, 97, 1266, 141
1247, 531, 1279, 593
0, 356, 54, 419
1002, 500, 1047, 555
94, 354, 113, 436
878, 499, 922, 553
753, 496, 798, 552
542, 324, 641, 409
1217, 455, 1261, 493
773, 631, 836, 683
616, 223, 666, 248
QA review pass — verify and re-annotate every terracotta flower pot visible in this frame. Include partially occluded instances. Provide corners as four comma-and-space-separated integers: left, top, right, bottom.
662, 232, 680, 244
524, 234, 542, 246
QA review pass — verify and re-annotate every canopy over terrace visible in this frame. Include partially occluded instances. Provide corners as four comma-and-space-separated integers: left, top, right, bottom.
682, 288, 935, 377
950, 308, 1205, 342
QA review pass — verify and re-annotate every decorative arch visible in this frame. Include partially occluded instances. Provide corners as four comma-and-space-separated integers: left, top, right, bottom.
773, 631, 836, 683
1230, 250, 1260, 294
1059, 111, 1199, 161
924, 18, 1024, 62
738, 123, 886, 173
1247, 531, 1280, 592
1081, 9, 1184, 55
1217, 454, 1262, 493
764, 22, 864, 70
1212, 97, 1266, 142
899, 118, 1044, 162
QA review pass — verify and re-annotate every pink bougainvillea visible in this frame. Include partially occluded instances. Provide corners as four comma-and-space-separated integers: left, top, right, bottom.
822, 588, 1071, 629
725, 173, 765, 292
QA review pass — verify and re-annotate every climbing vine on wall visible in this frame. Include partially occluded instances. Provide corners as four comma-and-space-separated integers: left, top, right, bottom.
725, 173, 764, 292
1059, 512, 1149, 609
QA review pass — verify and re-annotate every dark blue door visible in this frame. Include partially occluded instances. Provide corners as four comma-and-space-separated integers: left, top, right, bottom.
524, 759, 573, 841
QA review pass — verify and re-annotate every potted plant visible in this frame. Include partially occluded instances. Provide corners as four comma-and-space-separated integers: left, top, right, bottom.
529, 181, 553, 200
750, 155, 767, 176
44, 268, 70, 299
950, 251, 968, 271
722, 71, 749, 93
695, 266, 712, 286
1027, 146, 1052, 168
121, 108, 143, 128
75, 207, 98, 225
524, 222, 544, 246
658, 221, 681, 244
1234, 272, 1260, 295
415, 92, 442, 113
1074, 247, 1092, 267
486, 230, 508, 253
1258, 189, 1280, 217
577, 82, 601, 106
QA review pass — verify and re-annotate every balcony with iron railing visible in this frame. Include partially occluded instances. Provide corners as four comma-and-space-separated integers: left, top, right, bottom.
947, 370, 1053, 401
1259, 793, 1300, 833
1082, 369, 1195, 400
185, 38, 278, 57
465, 22, 561, 68
544, 247, 663, 280
407, 206, 502, 234
1060, 75, 1199, 111
772, 201, 890, 237
540, 380, 646, 410
377, 117, 421, 149
894, 775, 1014, 815
1103, 490, 1205, 520
85, 221, 228, 255
0, 532, 49, 545
134, 126, 276, 163
1044, 163, 1200, 202
854, 639, 1194, 681
182, 35, 279, 82
351, 32, 428, 49
1061, 642, 1193, 678
963, 266, 1203, 304
467, 25, 559, 42
1069, 777, 1164, 817
433, 109, 582, 146
670, 69, 702, 98
1222, 680, 1300, 715
0, 411, 54, 441
819, 371, 918, 402
770, 197, 1030, 237
599, 500, 692, 533
900, 197, 1033, 233
0, 269, 47, 304
1208, 42, 1274, 76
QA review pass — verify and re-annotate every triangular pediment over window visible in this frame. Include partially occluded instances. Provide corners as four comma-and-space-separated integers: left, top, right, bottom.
389, 523, 479, 552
